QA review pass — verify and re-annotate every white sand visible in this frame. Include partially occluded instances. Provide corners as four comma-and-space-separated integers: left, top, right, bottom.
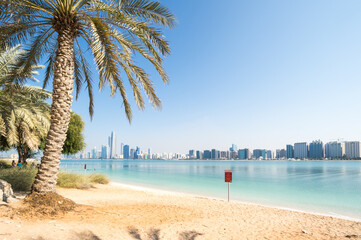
1, 183, 361, 240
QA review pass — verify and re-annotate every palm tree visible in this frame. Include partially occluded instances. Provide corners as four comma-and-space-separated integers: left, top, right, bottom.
0, 45, 51, 164
0, 0, 175, 193
0, 86, 51, 163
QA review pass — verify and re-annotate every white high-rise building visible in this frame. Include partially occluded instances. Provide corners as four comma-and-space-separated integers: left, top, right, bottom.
294, 142, 308, 159
325, 141, 345, 159
344, 141, 361, 159
120, 143, 124, 157
108, 131, 117, 159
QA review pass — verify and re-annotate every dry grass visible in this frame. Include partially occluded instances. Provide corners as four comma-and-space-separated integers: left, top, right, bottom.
57, 172, 109, 189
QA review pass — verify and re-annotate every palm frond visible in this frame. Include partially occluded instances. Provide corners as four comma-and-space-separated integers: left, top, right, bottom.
119, 0, 176, 28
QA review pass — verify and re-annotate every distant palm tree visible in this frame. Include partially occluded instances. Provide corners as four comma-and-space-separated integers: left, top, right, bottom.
0, 0, 175, 193
0, 45, 51, 163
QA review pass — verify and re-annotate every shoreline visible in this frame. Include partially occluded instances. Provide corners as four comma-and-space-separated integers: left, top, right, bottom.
1, 181, 361, 239
110, 181, 361, 223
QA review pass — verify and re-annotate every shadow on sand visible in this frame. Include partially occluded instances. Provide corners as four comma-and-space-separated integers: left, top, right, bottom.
128, 228, 202, 240
33, 230, 101, 240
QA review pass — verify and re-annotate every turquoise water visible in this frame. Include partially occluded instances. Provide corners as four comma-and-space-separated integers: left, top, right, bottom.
60, 160, 361, 220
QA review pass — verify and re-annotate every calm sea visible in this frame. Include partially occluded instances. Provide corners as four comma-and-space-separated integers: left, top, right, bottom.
60, 159, 361, 220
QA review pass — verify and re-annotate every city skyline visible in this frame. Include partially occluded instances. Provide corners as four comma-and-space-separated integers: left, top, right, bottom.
79, 132, 361, 160
29, 0, 361, 154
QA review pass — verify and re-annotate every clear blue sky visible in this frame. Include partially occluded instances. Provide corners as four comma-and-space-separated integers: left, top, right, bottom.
35, 0, 361, 153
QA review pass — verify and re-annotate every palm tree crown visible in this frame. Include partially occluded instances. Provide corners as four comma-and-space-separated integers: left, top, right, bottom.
1, 0, 175, 120
0, 45, 51, 162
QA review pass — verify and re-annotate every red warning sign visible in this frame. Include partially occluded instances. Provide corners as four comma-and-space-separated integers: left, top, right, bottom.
225, 170, 232, 183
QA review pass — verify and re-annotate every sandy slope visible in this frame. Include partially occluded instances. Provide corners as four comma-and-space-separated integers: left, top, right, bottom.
0, 183, 360, 240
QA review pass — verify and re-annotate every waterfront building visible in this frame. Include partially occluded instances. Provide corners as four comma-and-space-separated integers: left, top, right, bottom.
309, 140, 324, 159
211, 149, 219, 159
230, 144, 238, 152
238, 148, 249, 159
220, 151, 227, 159
130, 149, 135, 159
101, 145, 108, 159
196, 150, 202, 159
230, 151, 237, 159
266, 150, 273, 159
325, 141, 345, 159
108, 131, 117, 158
148, 148, 151, 159
87, 152, 91, 159
279, 149, 286, 159
189, 150, 195, 159
203, 150, 211, 159
120, 143, 124, 157
294, 142, 308, 159
92, 147, 97, 159
344, 141, 361, 159
276, 149, 281, 159
123, 145, 130, 159
253, 149, 266, 159
286, 145, 294, 159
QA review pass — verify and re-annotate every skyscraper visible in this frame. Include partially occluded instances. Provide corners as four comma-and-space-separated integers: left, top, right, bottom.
309, 140, 324, 159
211, 149, 219, 159
120, 143, 124, 157
286, 145, 294, 159
148, 148, 151, 159
325, 141, 344, 159
189, 150, 195, 159
266, 150, 273, 159
101, 145, 108, 159
253, 149, 266, 159
344, 141, 361, 159
196, 150, 202, 159
230, 144, 238, 152
294, 142, 308, 159
130, 148, 135, 159
123, 145, 130, 159
238, 149, 249, 159
203, 150, 211, 159
134, 146, 140, 159
108, 131, 117, 159
92, 147, 97, 159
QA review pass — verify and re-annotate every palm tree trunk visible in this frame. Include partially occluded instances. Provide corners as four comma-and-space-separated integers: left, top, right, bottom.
32, 28, 74, 193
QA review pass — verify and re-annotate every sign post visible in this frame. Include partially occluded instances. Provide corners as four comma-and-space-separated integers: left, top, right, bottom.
225, 170, 232, 202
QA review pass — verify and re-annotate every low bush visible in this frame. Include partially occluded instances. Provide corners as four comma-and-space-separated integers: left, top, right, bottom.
57, 172, 92, 189
89, 174, 109, 184
0, 167, 37, 191
0, 168, 109, 191
0, 160, 12, 169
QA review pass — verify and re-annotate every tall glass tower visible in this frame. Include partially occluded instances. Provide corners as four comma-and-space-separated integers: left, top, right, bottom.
108, 131, 117, 159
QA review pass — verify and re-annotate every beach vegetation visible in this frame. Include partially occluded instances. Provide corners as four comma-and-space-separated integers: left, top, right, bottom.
56, 172, 92, 189
1, 0, 175, 194
88, 173, 109, 184
0, 167, 37, 191
0, 168, 109, 191
57, 172, 109, 189
0, 160, 12, 169
39, 112, 86, 155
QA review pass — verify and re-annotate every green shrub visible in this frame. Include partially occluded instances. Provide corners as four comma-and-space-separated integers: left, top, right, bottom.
89, 174, 109, 184
0, 160, 12, 169
0, 167, 37, 191
0, 169, 109, 191
57, 172, 92, 189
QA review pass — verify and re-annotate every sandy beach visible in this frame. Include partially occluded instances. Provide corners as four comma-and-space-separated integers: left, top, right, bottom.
1, 183, 361, 240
